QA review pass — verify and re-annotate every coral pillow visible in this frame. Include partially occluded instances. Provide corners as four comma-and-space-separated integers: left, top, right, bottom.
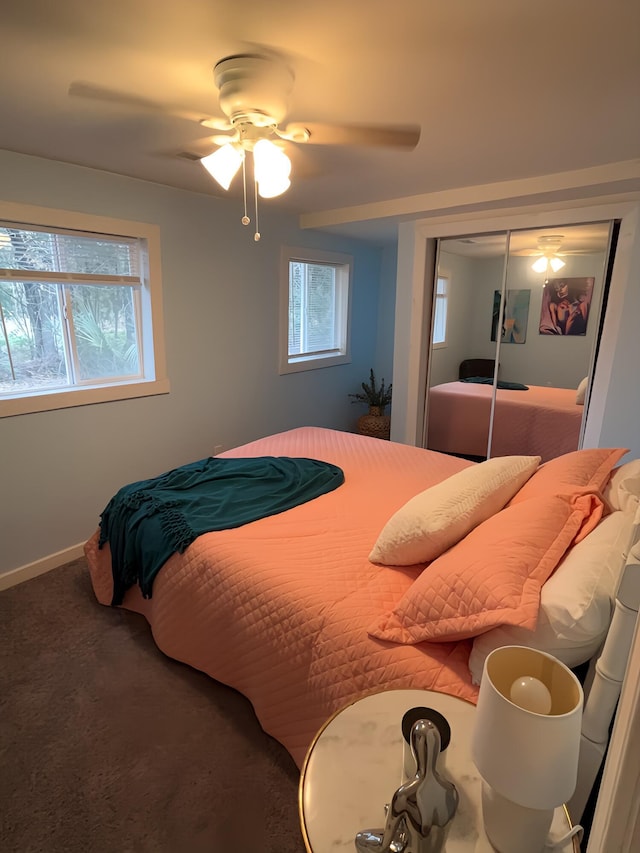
369, 455, 540, 567
507, 447, 627, 545
368, 492, 603, 644
509, 448, 628, 507
468, 509, 636, 682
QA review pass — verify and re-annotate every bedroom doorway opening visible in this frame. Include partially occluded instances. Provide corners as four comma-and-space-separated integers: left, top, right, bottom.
423, 220, 618, 461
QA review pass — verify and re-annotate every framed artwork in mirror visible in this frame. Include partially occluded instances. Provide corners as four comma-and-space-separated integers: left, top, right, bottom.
491, 289, 531, 344
539, 277, 594, 336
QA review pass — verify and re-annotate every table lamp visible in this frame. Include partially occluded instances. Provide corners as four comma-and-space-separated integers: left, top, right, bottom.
471, 646, 584, 853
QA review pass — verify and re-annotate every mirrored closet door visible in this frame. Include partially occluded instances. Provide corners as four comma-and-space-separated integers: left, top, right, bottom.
423, 221, 615, 462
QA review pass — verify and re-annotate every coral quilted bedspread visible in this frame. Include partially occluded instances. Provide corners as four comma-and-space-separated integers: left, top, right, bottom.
84, 427, 478, 767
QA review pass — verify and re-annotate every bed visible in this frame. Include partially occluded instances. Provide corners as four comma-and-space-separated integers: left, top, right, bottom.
427, 381, 584, 461
84, 426, 640, 825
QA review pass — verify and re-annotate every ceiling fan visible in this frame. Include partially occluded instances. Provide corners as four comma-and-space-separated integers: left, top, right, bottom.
511, 235, 585, 273
69, 53, 421, 238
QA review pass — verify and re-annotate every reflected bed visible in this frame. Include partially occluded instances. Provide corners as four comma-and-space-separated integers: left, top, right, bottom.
427, 380, 584, 461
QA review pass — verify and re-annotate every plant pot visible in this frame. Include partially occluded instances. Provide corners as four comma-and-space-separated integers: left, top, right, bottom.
357, 406, 391, 440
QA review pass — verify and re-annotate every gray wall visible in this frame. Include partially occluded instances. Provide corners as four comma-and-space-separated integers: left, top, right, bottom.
0, 151, 395, 575
583, 206, 640, 461
428, 251, 478, 387
375, 242, 398, 381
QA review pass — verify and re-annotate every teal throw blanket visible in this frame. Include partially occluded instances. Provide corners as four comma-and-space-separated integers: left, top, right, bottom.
99, 456, 344, 605
460, 377, 529, 391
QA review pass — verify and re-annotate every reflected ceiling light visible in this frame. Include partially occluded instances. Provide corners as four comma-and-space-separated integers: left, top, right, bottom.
531, 235, 566, 275
531, 255, 566, 274
200, 129, 292, 242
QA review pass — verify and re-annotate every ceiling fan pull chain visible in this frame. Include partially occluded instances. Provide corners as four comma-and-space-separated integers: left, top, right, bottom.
254, 179, 261, 242
241, 155, 250, 228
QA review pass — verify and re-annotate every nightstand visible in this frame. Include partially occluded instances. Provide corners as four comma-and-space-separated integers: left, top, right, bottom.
299, 689, 580, 852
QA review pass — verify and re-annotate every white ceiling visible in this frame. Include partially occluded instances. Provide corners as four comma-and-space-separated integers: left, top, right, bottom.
441, 222, 614, 258
1, 0, 639, 244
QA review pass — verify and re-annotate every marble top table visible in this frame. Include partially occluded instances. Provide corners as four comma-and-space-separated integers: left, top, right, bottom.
299, 689, 580, 852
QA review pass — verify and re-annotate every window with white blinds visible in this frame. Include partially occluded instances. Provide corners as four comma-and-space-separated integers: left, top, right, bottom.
432, 274, 449, 347
0, 204, 168, 417
280, 247, 352, 374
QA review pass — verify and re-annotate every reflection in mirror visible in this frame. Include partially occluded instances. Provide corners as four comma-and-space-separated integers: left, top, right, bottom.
489, 222, 612, 460
424, 222, 613, 463
425, 231, 508, 461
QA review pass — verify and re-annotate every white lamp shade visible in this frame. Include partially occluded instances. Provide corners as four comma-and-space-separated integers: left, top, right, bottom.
531, 256, 549, 273
471, 646, 583, 811
257, 176, 291, 198
253, 139, 292, 198
200, 144, 243, 190
549, 256, 566, 272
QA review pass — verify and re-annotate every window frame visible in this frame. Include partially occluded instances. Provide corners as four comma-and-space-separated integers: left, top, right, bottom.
431, 273, 449, 349
279, 246, 353, 375
0, 201, 168, 418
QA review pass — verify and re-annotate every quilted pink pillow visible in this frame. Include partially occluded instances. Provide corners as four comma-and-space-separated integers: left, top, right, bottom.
507, 447, 626, 544
368, 492, 603, 644
509, 448, 628, 504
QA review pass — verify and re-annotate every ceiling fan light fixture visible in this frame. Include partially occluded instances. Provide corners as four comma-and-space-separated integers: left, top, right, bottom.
531, 255, 566, 274
531, 256, 550, 273
200, 143, 243, 190
68, 52, 423, 243
253, 139, 291, 198
257, 175, 291, 199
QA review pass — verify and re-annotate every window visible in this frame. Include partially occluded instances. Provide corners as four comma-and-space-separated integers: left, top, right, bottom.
432, 274, 449, 347
280, 247, 352, 374
0, 203, 168, 417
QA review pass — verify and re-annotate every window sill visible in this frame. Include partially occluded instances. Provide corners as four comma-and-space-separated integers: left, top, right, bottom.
279, 353, 351, 375
0, 377, 171, 418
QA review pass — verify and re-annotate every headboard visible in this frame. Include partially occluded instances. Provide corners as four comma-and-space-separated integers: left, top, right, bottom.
458, 358, 497, 380
569, 506, 640, 824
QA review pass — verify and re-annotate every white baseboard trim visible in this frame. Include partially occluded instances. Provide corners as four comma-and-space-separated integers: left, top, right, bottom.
0, 543, 86, 592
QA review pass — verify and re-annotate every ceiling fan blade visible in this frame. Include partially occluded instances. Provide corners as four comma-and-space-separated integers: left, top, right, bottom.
173, 149, 213, 163
285, 121, 421, 149
164, 138, 222, 161
190, 129, 244, 155
68, 81, 232, 131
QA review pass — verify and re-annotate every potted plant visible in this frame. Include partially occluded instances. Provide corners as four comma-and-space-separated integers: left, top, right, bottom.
349, 369, 392, 439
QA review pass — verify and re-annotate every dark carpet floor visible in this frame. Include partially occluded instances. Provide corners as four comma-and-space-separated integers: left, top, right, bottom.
0, 559, 307, 853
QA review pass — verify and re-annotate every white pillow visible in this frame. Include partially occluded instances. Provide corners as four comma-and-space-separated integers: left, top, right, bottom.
603, 459, 640, 513
468, 510, 635, 684
369, 455, 540, 566
576, 376, 589, 405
